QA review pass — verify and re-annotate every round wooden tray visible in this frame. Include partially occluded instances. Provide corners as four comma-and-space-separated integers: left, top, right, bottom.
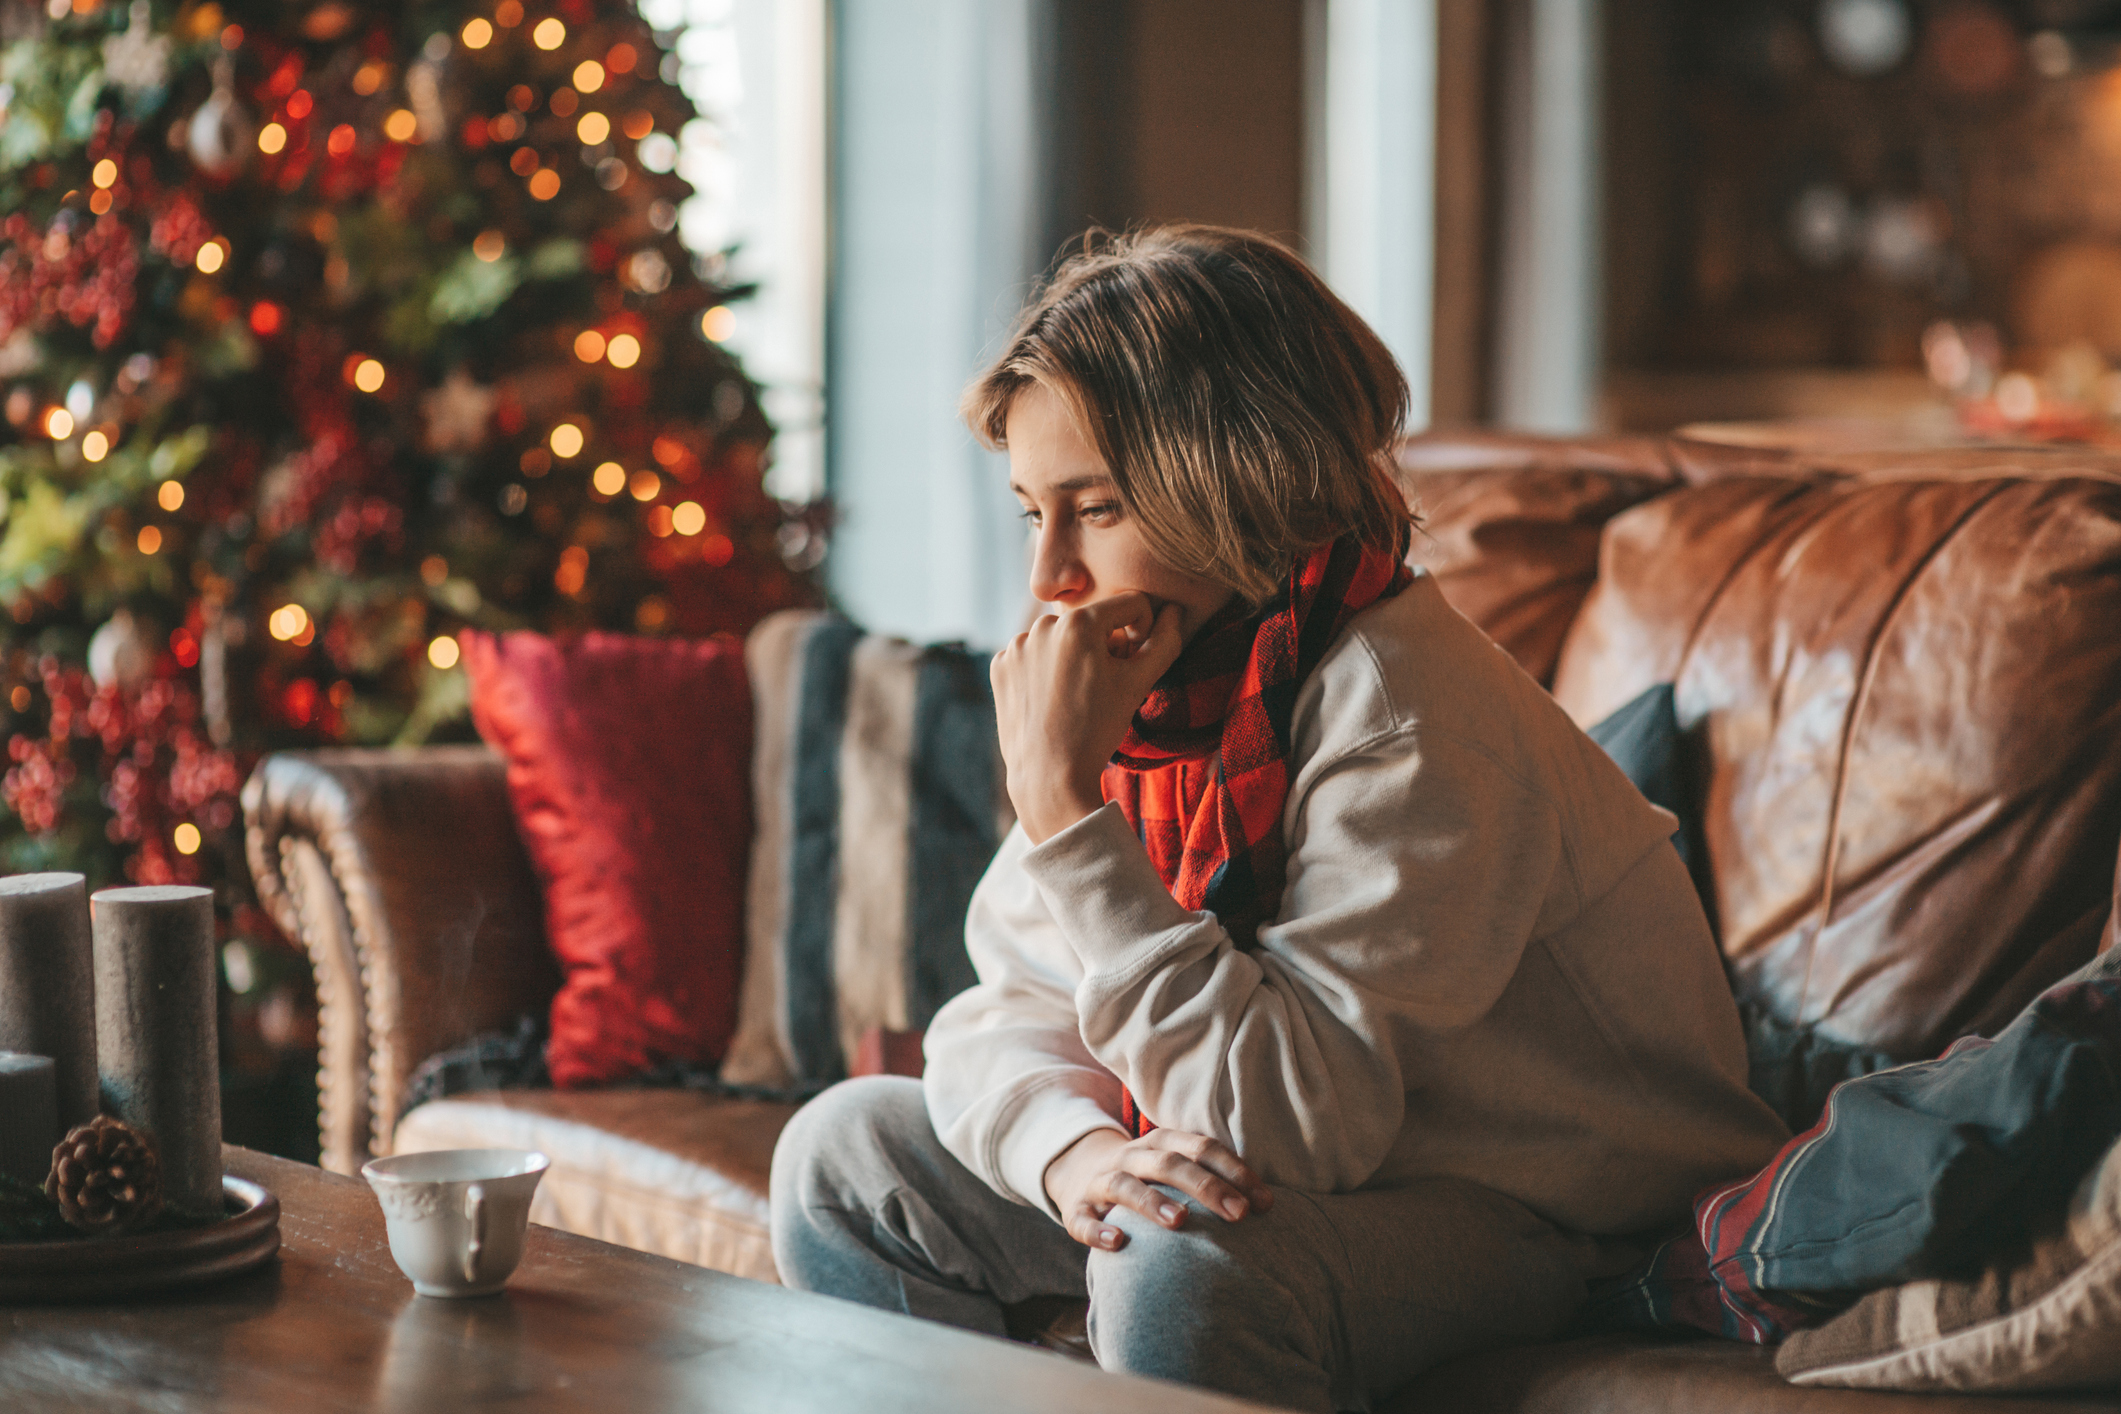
0, 1175, 280, 1301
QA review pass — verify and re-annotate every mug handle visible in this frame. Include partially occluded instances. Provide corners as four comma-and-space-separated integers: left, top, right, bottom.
463, 1183, 487, 1284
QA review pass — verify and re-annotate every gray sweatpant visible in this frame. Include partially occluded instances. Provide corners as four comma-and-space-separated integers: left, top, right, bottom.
769, 1076, 1602, 1414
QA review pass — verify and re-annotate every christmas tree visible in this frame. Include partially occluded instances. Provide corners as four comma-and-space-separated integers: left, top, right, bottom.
0, 0, 820, 1134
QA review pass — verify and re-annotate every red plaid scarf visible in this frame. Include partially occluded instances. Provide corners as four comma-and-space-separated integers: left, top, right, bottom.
1101, 531, 1411, 1135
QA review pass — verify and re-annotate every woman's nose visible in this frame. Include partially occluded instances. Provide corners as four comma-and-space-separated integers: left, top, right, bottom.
1028, 525, 1088, 604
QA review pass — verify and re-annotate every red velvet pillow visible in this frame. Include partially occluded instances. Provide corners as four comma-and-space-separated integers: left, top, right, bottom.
462, 630, 752, 1087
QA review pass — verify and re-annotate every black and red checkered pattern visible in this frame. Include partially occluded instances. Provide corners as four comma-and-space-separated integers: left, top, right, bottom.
1101, 531, 1410, 1136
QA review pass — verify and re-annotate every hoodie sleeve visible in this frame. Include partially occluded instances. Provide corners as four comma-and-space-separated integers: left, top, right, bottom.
1017, 725, 1568, 1193
921, 825, 1128, 1218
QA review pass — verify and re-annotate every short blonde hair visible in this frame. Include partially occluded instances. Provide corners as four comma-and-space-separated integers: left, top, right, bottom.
962, 225, 1413, 605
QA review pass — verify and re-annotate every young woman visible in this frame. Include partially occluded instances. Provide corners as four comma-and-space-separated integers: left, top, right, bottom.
770, 226, 1787, 1413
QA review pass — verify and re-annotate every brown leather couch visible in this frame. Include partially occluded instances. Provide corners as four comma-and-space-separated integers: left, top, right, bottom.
244, 426, 2121, 1411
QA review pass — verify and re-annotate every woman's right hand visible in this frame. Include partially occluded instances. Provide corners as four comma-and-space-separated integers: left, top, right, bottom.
1042, 1126, 1275, 1250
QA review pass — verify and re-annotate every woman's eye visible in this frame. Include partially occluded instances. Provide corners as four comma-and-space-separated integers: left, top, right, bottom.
1079, 502, 1120, 523
1016, 507, 1041, 525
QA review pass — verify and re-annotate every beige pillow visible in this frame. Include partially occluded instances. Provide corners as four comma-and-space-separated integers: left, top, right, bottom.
1776, 1139, 2121, 1393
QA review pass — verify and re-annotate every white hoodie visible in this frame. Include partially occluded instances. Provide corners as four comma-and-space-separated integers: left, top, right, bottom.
922, 573, 1789, 1234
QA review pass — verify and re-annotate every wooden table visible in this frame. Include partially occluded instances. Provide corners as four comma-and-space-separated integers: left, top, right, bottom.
1, 1147, 1282, 1413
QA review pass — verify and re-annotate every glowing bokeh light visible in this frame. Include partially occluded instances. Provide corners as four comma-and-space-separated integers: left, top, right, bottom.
555, 545, 590, 595
268, 604, 311, 641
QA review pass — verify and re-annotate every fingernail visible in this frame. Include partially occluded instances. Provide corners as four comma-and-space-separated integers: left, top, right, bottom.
1100, 1228, 1121, 1247
1159, 1203, 1182, 1224
1222, 1198, 1246, 1220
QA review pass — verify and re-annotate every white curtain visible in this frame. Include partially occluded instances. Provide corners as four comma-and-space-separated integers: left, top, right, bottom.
1306, 0, 1438, 430
826, 0, 1050, 648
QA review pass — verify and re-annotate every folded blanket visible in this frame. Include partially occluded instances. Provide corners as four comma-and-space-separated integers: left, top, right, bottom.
1584, 945, 2121, 1344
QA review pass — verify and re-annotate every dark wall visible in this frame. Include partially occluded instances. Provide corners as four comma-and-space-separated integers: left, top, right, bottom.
1044, 0, 1308, 262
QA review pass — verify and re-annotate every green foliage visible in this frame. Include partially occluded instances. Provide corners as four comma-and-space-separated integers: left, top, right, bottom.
0, 1175, 69, 1242
429, 247, 519, 325
0, 1172, 221, 1242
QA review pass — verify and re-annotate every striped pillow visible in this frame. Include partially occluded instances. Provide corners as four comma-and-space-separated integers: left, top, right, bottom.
1581, 948, 2121, 1346
719, 612, 1013, 1091
1777, 1137, 2121, 1392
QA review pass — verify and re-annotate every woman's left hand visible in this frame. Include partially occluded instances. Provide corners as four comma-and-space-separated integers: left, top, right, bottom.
992, 591, 1184, 844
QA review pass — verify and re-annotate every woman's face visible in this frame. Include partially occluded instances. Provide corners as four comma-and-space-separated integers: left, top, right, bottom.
1006, 382, 1234, 641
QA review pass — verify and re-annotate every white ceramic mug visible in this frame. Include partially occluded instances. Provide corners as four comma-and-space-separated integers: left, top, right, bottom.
361, 1148, 550, 1298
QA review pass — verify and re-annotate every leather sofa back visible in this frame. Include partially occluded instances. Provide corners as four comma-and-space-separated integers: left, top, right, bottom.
1392, 430, 1678, 684
1550, 467, 2121, 1063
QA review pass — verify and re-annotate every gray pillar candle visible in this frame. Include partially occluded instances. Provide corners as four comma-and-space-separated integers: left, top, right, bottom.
0, 1053, 56, 1186
91, 885, 221, 1215
0, 872, 97, 1131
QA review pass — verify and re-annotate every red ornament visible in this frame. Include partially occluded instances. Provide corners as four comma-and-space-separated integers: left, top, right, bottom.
281, 679, 319, 729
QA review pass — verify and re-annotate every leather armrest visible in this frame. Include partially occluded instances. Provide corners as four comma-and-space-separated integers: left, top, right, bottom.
242, 747, 558, 1172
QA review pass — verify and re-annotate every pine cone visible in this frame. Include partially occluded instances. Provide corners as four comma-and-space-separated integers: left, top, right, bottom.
44, 1116, 163, 1233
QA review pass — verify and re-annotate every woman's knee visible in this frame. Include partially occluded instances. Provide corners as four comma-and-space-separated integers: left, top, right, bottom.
770, 1074, 929, 1214
769, 1076, 935, 1292
1085, 1193, 1322, 1382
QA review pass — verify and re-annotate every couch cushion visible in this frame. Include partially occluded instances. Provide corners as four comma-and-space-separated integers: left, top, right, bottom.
1549, 470, 2121, 1067
463, 630, 755, 1088
392, 1088, 796, 1283
1390, 430, 1678, 685
1386, 1332, 2121, 1413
